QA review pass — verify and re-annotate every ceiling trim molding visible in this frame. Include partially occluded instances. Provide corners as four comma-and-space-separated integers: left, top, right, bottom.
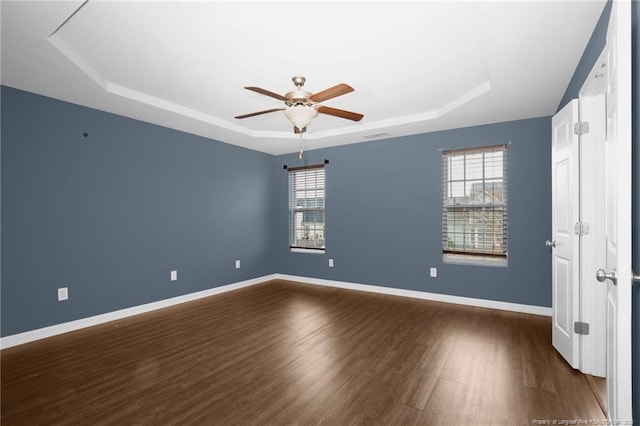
48, 33, 106, 89
49, 30, 492, 142
0, 0, 604, 154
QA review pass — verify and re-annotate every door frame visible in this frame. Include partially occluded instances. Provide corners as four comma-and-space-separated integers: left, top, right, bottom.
603, 0, 634, 420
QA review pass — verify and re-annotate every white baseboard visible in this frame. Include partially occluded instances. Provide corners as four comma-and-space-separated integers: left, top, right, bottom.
1, 273, 551, 349
0, 274, 278, 350
276, 274, 552, 317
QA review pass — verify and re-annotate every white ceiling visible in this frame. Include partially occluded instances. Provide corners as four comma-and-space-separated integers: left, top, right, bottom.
1, 1, 606, 154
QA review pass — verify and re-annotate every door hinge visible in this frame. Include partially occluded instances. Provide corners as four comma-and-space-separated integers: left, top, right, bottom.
574, 322, 590, 335
574, 222, 590, 235
574, 122, 590, 135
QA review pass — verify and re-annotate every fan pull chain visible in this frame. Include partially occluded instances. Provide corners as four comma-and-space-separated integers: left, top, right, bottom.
299, 133, 304, 159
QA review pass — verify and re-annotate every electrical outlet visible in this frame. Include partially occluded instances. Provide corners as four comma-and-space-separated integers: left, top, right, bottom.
430, 267, 438, 278
329, 258, 334, 268
170, 270, 178, 281
235, 260, 241, 269
57, 287, 69, 301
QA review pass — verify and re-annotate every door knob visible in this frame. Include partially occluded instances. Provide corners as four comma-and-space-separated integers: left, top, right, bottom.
545, 240, 556, 248
595, 269, 617, 285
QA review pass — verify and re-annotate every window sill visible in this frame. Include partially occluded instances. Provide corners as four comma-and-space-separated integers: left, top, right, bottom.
290, 248, 325, 254
443, 254, 508, 268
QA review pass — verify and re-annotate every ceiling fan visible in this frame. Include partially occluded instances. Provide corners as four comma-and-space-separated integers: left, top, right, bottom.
234, 76, 363, 134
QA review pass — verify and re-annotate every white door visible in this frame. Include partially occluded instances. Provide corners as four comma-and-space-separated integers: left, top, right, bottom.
578, 49, 608, 378
550, 99, 580, 368
577, 92, 608, 378
599, 0, 633, 421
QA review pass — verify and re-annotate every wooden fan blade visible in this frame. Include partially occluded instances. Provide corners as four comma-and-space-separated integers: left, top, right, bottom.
309, 83, 354, 103
235, 108, 284, 119
244, 86, 288, 101
316, 106, 363, 122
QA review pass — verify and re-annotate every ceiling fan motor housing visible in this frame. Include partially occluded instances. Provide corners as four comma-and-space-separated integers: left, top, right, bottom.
286, 76, 313, 105
285, 90, 313, 106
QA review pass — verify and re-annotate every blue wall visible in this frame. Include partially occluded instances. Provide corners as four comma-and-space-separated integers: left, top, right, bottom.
274, 117, 552, 308
0, 86, 276, 336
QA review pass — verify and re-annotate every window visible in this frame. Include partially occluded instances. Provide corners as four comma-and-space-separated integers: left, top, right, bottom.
288, 165, 325, 251
442, 144, 507, 265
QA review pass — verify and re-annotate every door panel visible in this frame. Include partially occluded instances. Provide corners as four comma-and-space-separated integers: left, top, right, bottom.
607, 292, 618, 417
551, 99, 580, 368
554, 258, 571, 336
602, 0, 633, 421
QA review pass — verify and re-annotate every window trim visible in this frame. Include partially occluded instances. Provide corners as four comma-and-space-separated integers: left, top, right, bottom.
442, 144, 508, 265
443, 253, 508, 267
288, 164, 326, 252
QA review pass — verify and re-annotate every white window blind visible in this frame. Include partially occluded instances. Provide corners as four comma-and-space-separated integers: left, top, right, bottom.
288, 165, 325, 250
442, 144, 508, 260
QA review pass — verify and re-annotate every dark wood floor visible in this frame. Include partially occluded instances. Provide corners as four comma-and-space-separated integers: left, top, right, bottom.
1, 280, 606, 425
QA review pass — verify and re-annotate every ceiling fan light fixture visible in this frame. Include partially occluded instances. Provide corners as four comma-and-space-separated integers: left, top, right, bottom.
284, 105, 318, 131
